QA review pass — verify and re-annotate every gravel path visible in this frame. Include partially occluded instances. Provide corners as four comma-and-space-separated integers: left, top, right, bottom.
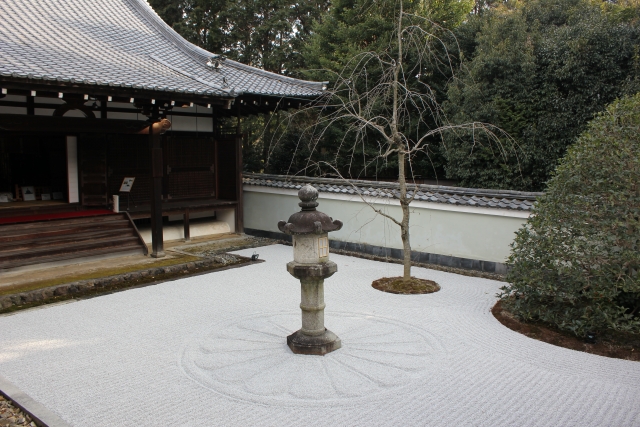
0, 245, 638, 427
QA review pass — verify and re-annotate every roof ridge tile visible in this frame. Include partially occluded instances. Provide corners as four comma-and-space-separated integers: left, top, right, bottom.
243, 173, 539, 211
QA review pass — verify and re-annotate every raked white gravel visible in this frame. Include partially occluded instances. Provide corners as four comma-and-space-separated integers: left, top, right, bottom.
0, 244, 638, 427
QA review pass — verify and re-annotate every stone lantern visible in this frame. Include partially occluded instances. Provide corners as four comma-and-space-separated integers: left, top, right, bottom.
278, 184, 343, 355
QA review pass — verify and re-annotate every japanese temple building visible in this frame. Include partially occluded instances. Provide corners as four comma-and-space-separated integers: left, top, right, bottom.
0, 0, 325, 269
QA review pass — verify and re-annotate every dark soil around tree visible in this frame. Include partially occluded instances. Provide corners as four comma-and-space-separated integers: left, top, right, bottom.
493, 300, 640, 362
372, 277, 440, 294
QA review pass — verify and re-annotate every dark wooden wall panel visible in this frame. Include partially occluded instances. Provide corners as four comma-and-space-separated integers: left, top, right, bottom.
217, 139, 237, 201
165, 135, 216, 199
79, 135, 107, 206
106, 134, 151, 205
0, 133, 66, 199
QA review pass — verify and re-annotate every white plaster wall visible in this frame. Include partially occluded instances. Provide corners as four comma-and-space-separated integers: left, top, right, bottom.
168, 111, 213, 132
0, 95, 25, 114
66, 136, 79, 203
217, 208, 236, 233
2, 95, 24, 102
244, 186, 529, 263
63, 109, 87, 118
34, 97, 64, 105
34, 97, 63, 116
169, 115, 196, 131
138, 219, 230, 243
34, 108, 55, 116
0, 106, 26, 115
108, 112, 140, 120
108, 102, 139, 121
0, 94, 25, 115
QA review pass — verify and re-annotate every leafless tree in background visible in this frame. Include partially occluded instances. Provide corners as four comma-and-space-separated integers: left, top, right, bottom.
270, 2, 517, 281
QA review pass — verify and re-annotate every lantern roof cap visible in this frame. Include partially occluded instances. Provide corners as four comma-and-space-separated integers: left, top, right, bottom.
277, 185, 343, 235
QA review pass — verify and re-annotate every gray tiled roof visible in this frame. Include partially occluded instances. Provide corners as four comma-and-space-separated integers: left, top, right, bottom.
243, 173, 542, 211
0, 0, 325, 98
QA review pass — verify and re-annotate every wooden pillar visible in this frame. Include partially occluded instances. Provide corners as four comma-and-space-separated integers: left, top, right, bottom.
235, 103, 244, 233
184, 209, 190, 242
100, 97, 108, 119
150, 124, 165, 258
26, 95, 34, 116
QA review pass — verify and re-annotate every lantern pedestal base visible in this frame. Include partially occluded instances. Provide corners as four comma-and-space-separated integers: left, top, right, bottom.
287, 329, 341, 356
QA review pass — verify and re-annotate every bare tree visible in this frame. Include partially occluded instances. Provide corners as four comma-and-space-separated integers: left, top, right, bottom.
269, 1, 517, 281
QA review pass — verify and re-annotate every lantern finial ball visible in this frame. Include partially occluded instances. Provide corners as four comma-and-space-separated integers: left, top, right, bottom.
298, 184, 319, 210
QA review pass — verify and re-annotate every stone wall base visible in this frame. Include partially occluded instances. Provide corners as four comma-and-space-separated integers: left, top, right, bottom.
245, 228, 507, 275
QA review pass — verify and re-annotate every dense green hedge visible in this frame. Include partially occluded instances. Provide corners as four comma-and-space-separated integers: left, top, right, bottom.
500, 94, 640, 337
444, 0, 640, 191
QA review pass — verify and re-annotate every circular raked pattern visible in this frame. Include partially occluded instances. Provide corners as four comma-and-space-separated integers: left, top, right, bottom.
180, 311, 446, 406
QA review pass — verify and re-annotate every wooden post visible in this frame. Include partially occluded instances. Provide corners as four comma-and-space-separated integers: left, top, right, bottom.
100, 97, 108, 119
26, 95, 34, 116
184, 208, 190, 242
213, 109, 219, 199
150, 118, 165, 258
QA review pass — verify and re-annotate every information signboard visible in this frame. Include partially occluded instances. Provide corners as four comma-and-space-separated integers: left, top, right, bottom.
119, 177, 135, 193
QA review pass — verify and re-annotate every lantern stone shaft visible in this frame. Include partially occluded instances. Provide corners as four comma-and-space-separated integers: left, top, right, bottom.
278, 184, 343, 356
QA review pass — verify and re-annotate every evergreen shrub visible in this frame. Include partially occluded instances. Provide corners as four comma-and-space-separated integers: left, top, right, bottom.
500, 94, 640, 337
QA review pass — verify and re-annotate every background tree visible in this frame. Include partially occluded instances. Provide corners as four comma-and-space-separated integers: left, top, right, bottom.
150, 0, 640, 191
500, 93, 640, 337
289, 0, 501, 281
149, 0, 329, 72
288, 0, 473, 181
148, 0, 331, 171
444, 0, 640, 191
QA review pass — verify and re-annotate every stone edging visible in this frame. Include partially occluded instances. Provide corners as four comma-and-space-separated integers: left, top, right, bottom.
0, 257, 252, 313
0, 374, 71, 427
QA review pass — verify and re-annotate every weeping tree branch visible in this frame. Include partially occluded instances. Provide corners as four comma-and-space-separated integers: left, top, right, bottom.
262, 2, 520, 280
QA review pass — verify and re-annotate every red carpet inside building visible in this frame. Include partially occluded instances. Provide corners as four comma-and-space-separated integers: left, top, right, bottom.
0, 209, 115, 225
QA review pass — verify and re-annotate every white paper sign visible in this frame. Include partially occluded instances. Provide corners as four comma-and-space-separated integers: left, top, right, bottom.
41, 193, 51, 200
0, 195, 8, 203
119, 177, 135, 193
22, 186, 35, 201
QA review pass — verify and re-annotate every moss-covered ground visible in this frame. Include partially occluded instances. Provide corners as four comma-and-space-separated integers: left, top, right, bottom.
0, 254, 201, 297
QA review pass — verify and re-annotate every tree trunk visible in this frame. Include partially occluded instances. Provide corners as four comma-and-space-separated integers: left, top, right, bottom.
262, 121, 270, 172
398, 150, 411, 280
394, 1, 411, 281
